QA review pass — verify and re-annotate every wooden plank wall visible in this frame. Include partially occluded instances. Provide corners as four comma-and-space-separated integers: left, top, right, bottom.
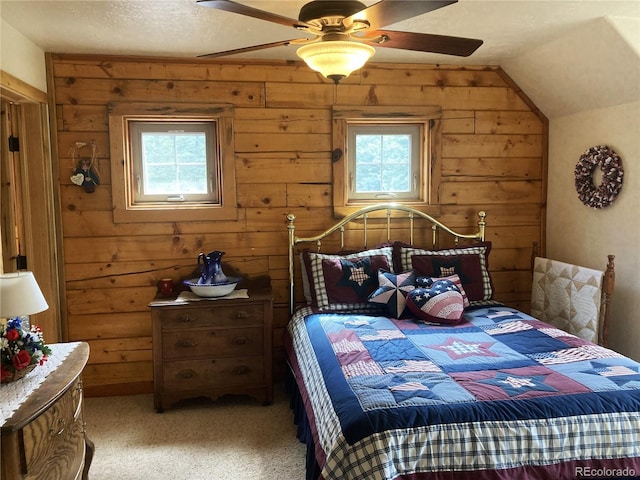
47, 54, 547, 396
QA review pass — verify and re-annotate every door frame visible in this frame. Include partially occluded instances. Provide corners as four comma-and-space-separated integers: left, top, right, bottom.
1, 70, 62, 342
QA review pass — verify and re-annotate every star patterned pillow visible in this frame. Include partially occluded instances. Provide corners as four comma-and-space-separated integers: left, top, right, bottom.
395, 242, 493, 303
337, 257, 377, 297
368, 270, 417, 318
302, 247, 394, 312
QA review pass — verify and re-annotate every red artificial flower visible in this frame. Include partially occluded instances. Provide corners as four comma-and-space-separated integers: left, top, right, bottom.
13, 350, 32, 370
5, 329, 19, 341
0, 365, 10, 382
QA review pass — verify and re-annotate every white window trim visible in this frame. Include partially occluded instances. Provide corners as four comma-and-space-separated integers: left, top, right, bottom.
109, 103, 237, 223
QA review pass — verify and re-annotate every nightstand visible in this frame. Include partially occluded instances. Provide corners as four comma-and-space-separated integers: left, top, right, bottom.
150, 289, 273, 412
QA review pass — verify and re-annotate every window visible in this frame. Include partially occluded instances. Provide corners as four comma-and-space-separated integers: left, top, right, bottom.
332, 106, 442, 216
348, 123, 422, 201
109, 103, 236, 223
129, 120, 218, 204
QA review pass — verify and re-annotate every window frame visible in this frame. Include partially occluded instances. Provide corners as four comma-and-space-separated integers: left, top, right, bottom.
128, 119, 219, 204
347, 122, 423, 201
332, 106, 442, 218
109, 103, 237, 223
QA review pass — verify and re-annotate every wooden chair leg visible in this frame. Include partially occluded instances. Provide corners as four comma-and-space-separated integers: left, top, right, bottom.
600, 255, 615, 347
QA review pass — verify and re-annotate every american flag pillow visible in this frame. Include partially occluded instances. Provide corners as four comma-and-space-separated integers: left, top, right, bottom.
406, 279, 465, 324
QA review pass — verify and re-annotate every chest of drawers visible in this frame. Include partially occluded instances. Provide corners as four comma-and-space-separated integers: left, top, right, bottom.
151, 290, 273, 412
1, 342, 93, 480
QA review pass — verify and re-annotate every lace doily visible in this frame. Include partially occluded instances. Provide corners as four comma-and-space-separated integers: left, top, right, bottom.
148, 288, 249, 306
1, 342, 81, 426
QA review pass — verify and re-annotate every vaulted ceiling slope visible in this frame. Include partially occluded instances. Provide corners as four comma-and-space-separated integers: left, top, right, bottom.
504, 16, 640, 118
1, 1, 638, 118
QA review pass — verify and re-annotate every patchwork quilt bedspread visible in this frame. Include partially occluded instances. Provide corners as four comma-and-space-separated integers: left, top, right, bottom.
286, 306, 640, 480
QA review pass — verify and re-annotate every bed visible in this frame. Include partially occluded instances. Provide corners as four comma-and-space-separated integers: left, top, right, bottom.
283, 204, 640, 480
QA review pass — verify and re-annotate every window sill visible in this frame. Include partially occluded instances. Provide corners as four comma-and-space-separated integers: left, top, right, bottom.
112, 204, 237, 223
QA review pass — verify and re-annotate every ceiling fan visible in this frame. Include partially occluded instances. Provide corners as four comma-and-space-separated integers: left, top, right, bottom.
197, 0, 483, 84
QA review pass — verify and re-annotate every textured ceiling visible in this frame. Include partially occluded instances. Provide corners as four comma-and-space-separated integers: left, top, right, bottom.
0, 0, 637, 64
1, 0, 639, 117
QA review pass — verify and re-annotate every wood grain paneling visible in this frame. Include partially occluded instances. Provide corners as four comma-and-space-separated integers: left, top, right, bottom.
48, 54, 547, 394
236, 154, 332, 184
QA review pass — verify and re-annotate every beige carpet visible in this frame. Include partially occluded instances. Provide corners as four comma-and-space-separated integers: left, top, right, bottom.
83, 386, 306, 479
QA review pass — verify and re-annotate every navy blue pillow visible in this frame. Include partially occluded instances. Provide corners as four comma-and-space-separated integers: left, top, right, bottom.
368, 270, 417, 318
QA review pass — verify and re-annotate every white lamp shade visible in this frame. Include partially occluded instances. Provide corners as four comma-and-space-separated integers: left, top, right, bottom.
297, 41, 375, 83
0, 271, 49, 318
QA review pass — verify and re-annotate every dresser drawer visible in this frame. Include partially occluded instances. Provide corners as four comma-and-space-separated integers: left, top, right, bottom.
163, 356, 264, 390
162, 326, 264, 360
160, 303, 265, 330
22, 378, 85, 480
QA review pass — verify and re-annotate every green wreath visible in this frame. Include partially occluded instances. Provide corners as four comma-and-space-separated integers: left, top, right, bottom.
574, 145, 623, 209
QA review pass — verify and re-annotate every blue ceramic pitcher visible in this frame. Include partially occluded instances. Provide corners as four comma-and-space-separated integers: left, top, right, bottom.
197, 250, 229, 285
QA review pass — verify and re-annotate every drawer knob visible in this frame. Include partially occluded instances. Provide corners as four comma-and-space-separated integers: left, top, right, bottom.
235, 311, 249, 319
175, 339, 197, 348
234, 337, 247, 345
233, 365, 250, 376
178, 315, 193, 323
178, 369, 197, 379
50, 418, 66, 436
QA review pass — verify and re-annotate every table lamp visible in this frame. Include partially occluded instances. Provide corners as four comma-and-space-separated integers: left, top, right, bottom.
0, 271, 49, 329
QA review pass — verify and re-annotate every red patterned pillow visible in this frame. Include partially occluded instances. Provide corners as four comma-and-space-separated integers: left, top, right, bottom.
406, 279, 465, 324
302, 247, 394, 312
396, 242, 493, 303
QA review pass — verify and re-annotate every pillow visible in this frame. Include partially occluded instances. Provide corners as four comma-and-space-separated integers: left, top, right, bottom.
368, 270, 417, 318
396, 242, 493, 302
302, 247, 394, 312
416, 273, 470, 308
406, 279, 465, 324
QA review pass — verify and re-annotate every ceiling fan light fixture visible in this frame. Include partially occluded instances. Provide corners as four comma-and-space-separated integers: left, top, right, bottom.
297, 41, 375, 84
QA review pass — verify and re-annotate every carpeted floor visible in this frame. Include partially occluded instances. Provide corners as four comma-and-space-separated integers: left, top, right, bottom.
83, 386, 306, 479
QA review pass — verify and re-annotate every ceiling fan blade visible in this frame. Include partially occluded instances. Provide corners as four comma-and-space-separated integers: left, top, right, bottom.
360, 30, 482, 57
197, 0, 311, 29
344, 0, 457, 31
198, 39, 308, 59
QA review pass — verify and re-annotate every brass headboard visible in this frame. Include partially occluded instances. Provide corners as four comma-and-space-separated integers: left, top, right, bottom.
286, 203, 487, 315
